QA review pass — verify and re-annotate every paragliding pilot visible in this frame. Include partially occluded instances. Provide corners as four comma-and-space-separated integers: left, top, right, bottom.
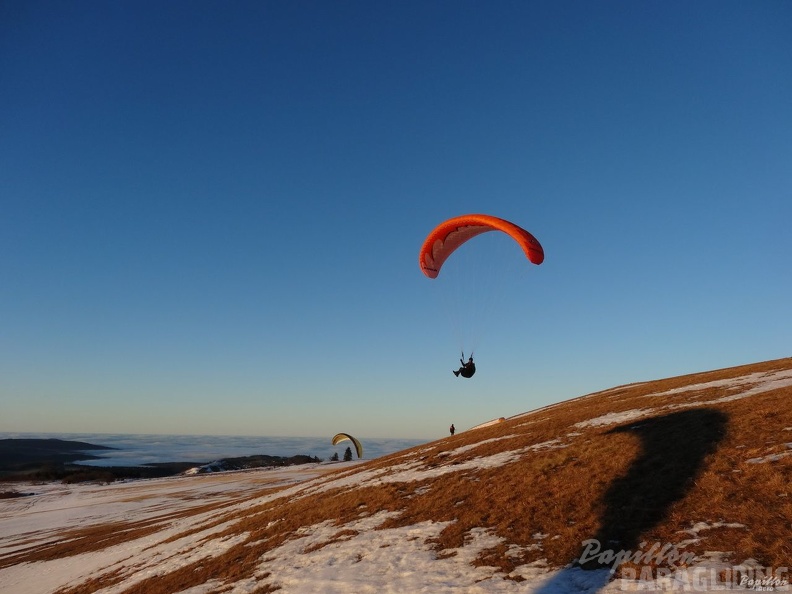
453, 352, 476, 378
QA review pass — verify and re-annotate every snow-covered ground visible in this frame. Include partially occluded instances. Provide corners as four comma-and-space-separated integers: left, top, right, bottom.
2, 460, 776, 594
0, 464, 613, 594
0, 464, 342, 594
2, 366, 791, 594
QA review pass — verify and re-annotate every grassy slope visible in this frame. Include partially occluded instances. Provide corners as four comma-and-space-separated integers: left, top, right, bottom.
9, 357, 792, 594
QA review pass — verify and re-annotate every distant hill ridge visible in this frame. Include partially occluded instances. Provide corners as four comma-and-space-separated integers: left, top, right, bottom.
0, 438, 113, 470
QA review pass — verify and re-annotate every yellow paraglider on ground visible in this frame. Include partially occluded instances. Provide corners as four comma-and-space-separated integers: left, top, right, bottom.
331, 433, 363, 459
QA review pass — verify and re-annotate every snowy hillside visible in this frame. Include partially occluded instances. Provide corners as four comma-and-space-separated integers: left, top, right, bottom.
2, 358, 791, 594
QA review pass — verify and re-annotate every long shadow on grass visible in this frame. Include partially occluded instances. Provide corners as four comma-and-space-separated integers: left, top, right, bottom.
534, 408, 728, 594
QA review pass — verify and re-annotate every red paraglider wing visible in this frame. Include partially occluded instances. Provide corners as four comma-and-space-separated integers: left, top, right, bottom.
419, 214, 544, 279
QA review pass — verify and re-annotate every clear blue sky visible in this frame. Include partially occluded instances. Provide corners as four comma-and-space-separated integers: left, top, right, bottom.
2, 1, 790, 440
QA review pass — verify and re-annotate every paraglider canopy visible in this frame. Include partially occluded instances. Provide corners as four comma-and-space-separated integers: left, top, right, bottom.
419, 213, 544, 279
331, 433, 363, 459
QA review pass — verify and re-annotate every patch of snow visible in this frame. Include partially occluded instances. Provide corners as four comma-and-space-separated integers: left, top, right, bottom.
574, 409, 654, 429
526, 567, 613, 594
644, 369, 792, 402
299, 440, 569, 498
532, 532, 549, 540
173, 580, 225, 594
232, 514, 546, 593
571, 369, 792, 432
372, 446, 547, 484
746, 451, 792, 464
712, 370, 792, 403
681, 521, 746, 537
469, 417, 508, 431
445, 435, 520, 456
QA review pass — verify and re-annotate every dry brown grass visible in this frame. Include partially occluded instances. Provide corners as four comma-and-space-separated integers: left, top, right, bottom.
0, 499, 242, 571
8, 356, 789, 593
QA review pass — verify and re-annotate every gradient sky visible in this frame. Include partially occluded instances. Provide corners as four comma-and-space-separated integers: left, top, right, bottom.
2, 1, 790, 440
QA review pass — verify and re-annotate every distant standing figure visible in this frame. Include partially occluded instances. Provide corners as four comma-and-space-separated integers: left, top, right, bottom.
450, 423, 455, 436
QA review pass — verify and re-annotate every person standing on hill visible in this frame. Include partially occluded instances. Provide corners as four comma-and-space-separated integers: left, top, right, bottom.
450, 423, 455, 436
